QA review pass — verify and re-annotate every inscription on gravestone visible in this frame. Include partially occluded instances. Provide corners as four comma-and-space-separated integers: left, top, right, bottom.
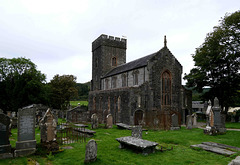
19, 115, 34, 141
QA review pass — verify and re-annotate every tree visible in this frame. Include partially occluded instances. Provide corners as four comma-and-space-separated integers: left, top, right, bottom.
49, 74, 78, 110
184, 10, 240, 110
0, 57, 48, 112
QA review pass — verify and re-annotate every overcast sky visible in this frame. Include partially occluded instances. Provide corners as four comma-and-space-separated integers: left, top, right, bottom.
0, 0, 239, 83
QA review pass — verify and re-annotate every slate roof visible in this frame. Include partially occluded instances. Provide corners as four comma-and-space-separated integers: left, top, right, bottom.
103, 52, 157, 78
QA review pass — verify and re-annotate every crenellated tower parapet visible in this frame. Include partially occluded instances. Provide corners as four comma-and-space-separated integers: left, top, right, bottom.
92, 34, 127, 51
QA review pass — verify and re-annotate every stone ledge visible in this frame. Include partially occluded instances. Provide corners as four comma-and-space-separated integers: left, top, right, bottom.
14, 148, 36, 157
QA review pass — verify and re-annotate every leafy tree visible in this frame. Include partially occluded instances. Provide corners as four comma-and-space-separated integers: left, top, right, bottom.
0, 57, 48, 112
49, 74, 78, 110
184, 10, 240, 110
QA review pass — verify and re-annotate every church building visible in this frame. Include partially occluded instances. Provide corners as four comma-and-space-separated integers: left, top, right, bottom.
88, 34, 191, 129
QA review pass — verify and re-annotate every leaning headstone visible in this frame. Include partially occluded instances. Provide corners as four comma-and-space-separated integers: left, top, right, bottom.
0, 112, 13, 159
192, 113, 198, 128
170, 114, 180, 130
91, 113, 98, 129
131, 125, 142, 139
40, 109, 59, 151
14, 105, 36, 157
106, 114, 113, 128
84, 139, 97, 163
186, 115, 192, 129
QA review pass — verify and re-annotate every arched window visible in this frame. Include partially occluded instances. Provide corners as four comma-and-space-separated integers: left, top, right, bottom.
105, 79, 109, 90
162, 71, 171, 106
121, 74, 127, 87
133, 70, 139, 86
112, 57, 117, 66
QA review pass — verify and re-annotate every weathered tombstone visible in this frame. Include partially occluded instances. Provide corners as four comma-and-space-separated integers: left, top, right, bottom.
0, 112, 13, 159
204, 97, 226, 135
131, 125, 142, 139
11, 112, 16, 118
192, 113, 198, 128
84, 139, 97, 163
0, 109, 3, 113
186, 115, 192, 129
14, 105, 36, 157
106, 114, 113, 128
91, 113, 98, 129
40, 109, 59, 151
170, 114, 180, 130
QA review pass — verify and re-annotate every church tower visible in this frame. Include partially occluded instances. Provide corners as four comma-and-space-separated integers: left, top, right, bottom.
91, 34, 127, 91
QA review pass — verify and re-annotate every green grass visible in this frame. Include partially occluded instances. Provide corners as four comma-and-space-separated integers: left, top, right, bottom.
225, 122, 240, 129
70, 100, 88, 107
1, 124, 240, 165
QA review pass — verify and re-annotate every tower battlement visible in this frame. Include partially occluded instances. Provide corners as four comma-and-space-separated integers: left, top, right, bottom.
92, 34, 127, 51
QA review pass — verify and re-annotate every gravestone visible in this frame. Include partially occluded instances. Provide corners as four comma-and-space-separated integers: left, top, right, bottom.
40, 109, 59, 151
170, 114, 180, 130
14, 105, 36, 157
131, 125, 142, 139
186, 115, 192, 129
0, 109, 3, 113
106, 114, 113, 128
204, 97, 226, 135
91, 113, 98, 129
192, 113, 198, 128
84, 139, 97, 163
0, 112, 13, 159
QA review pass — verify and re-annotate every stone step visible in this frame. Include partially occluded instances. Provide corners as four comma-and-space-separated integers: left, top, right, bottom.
191, 144, 236, 156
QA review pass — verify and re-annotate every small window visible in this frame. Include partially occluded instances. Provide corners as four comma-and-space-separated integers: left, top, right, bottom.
105, 79, 109, 90
112, 57, 117, 66
112, 77, 117, 88
133, 70, 139, 86
122, 74, 127, 87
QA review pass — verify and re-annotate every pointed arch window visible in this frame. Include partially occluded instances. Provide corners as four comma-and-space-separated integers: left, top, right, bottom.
162, 71, 171, 106
112, 57, 117, 66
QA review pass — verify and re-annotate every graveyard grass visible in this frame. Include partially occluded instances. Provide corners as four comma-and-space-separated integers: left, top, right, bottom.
1, 124, 240, 165
70, 101, 88, 107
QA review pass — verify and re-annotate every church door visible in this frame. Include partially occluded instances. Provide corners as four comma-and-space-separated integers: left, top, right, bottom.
134, 110, 143, 125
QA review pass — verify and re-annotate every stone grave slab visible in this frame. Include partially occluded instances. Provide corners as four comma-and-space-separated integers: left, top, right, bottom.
74, 128, 96, 137
191, 142, 238, 156
85, 139, 97, 163
116, 123, 132, 130
116, 136, 158, 155
14, 106, 36, 157
0, 113, 13, 159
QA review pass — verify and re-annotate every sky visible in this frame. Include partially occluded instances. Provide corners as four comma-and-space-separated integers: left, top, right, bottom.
0, 0, 239, 84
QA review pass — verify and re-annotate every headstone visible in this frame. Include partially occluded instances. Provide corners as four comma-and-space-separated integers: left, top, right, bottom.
91, 113, 98, 129
186, 115, 192, 129
204, 97, 226, 135
40, 109, 59, 151
192, 113, 198, 128
0, 109, 3, 113
84, 139, 97, 163
12, 112, 16, 118
106, 114, 113, 128
170, 114, 180, 130
131, 125, 142, 139
14, 105, 36, 157
0, 113, 13, 159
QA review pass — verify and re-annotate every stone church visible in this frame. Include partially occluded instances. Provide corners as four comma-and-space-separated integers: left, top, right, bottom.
88, 34, 191, 129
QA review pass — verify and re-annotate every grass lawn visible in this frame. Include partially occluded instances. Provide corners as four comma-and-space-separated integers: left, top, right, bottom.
70, 100, 88, 107
225, 122, 240, 129
1, 124, 240, 165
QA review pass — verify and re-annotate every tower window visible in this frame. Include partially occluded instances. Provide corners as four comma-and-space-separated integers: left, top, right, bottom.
122, 74, 127, 87
133, 70, 139, 86
112, 57, 117, 66
105, 79, 109, 90
112, 77, 117, 88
